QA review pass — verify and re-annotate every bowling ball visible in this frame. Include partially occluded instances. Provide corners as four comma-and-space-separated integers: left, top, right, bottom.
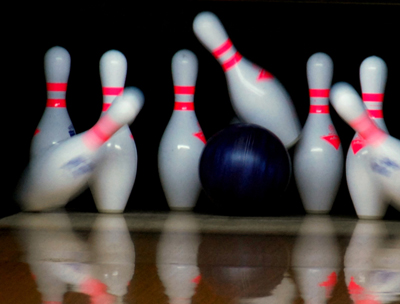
199, 123, 291, 215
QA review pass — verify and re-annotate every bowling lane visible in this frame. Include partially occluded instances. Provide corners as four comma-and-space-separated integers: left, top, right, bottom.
1, 211, 400, 303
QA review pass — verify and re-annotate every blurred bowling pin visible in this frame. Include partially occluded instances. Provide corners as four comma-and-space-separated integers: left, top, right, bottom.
89, 215, 135, 302
193, 11, 301, 148
16, 87, 144, 212
294, 52, 343, 214
330, 82, 400, 211
31, 46, 76, 158
158, 49, 206, 210
344, 221, 386, 304
89, 50, 138, 213
156, 212, 201, 304
292, 216, 340, 304
346, 56, 389, 219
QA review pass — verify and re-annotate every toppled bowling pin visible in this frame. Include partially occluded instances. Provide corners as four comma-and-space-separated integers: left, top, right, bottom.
193, 11, 301, 148
16, 87, 144, 211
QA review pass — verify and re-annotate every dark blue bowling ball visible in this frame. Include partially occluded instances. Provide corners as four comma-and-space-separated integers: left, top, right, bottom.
199, 123, 291, 214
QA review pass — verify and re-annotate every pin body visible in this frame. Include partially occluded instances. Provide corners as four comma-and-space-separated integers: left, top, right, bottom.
31, 46, 75, 158
330, 82, 400, 212
158, 50, 206, 210
89, 50, 138, 213
16, 88, 144, 212
346, 56, 389, 219
193, 11, 301, 148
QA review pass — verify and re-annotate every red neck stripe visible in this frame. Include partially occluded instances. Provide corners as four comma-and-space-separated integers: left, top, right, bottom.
222, 52, 242, 72
309, 89, 330, 98
174, 102, 194, 111
174, 86, 195, 94
309, 105, 329, 113
362, 93, 384, 102
47, 83, 67, 91
46, 99, 66, 107
103, 87, 124, 96
368, 109, 384, 119
212, 39, 233, 58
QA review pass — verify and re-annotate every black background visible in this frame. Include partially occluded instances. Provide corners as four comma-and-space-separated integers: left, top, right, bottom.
5, 0, 400, 219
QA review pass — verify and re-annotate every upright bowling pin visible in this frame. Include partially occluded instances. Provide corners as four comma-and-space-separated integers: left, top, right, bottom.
158, 49, 206, 210
193, 11, 301, 148
330, 82, 400, 211
294, 52, 343, 214
16, 87, 144, 212
292, 216, 341, 304
89, 50, 138, 213
31, 46, 76, 158
346, 56, 389, 219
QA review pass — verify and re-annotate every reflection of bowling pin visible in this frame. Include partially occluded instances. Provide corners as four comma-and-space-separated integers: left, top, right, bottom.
16, 87, 144, 212
193, 11, 301, 148
89, 214, 135, 302
344, 221, 386, 303
294, 52, 343, 214
89, 50, 138, 213
158, 50, 206, 210
292, 216, 340, 304
346, 56, 389, 219
330, 82, 400, 211
31, 46, 76, 158
156, 212, 201, 304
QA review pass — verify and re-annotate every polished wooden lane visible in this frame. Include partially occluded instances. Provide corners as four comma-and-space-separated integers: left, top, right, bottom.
1, 212, 400, 303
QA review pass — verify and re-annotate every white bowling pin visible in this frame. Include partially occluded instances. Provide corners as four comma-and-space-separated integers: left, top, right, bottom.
344, 221, 386, 304
294, 53, 343, 214
16, 87, 144, 212
193, 11, 301, 148
89, 214, 135, 302
330, 82, 400, 211
156, 212, 201, 304
346, 56, 389, 219
158, 49, 206, 210
291, 216, 341, 304
89, 50, 138, 213
31, 46, 76, 158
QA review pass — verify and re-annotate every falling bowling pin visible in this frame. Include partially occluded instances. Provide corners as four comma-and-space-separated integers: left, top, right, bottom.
16, 87, 144, 212
294, 52, 343, 214
158, 49, 206, 210
193, 11, 301, 148
89, 50, 138, 213
330, 82, 400, 211
346, 56, 389, 219
31, 46, 76, 158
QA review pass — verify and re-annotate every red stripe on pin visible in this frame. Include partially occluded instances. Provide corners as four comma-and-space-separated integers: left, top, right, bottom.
363, 93, 384, 102
47, 83, 67, 91
212, 39, 233, 58
46, 99, 67, 107
309, 105, 329, 113
174, 86, 195, 94
350, 113, 387, 146
102, 87, 124, 96
309, 89, 330, 98
174, 102, 194, 111
222, 52, 242, 72
368, 109, 384, 118
102, 103, 112, 112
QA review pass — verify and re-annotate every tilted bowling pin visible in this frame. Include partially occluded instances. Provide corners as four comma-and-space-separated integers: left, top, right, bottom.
16, 87, 144, 212
89, 50, 138, 213
294, 53, 343, 214
330, 82, 400, 211
291, 216, 341, 304
193, 11, 301, 148
158, 49, 206, 210
346, 56, 389, 219
31, 46, 76, 158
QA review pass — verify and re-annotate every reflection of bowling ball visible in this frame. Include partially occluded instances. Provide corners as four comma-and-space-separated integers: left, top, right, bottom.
198, 234, 290, 298
199, 123, 291, 215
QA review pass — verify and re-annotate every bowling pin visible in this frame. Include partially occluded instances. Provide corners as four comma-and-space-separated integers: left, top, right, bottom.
158, 49, 206, 210
16, 87, 144, 212
292, 216, 341, 304
294, 52, 343, 214
346, 56, 389, 219
156, 212, 201, 304
193, 11, 301, 148
89, 50, 138, 213
330, 82, 400, 211
89, 214, 135, 302
31, 46, 76, 158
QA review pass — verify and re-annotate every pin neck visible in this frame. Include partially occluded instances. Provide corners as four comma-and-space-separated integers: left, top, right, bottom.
211, 39, 242, 72
309, 89, 330, 112
83, 115, 121, 150
102, 87, 124, 112
349, 112, 387, 146
174, 86, 195, 104
46, 82, 67, 104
